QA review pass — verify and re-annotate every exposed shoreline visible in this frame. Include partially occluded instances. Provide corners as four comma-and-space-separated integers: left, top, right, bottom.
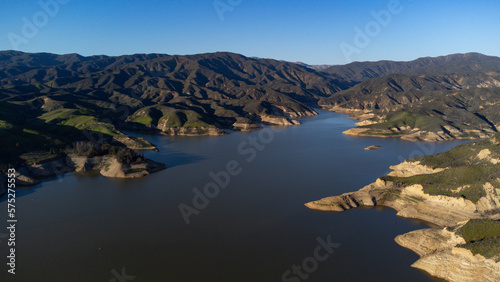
321, 105, 496, 142
305, 159, 500, 281
1, 109, 316, 196
5, 154, 166, 189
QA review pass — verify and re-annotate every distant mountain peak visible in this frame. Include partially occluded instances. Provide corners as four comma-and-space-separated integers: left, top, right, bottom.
293, 62, 334, 71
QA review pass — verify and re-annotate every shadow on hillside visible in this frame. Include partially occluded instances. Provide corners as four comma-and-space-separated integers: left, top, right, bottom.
0, 115, 128, 169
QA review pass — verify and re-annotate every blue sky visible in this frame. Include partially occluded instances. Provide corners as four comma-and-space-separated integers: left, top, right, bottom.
1, 0, 499, 64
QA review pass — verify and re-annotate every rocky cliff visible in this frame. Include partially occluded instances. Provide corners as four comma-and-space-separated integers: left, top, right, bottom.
12, 155, 165, 189
330, 105, 497, 142
395, 227, 500, 281
305, 135, 500, 281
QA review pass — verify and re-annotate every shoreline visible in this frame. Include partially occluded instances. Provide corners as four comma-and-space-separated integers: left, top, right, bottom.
305, 157, 500, 281
1, 154, 166, 197
321, 105, 496, 142
2, 106, 474, 197
1, 109, 318, 197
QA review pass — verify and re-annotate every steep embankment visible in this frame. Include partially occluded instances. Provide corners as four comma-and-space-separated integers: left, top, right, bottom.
0, 51, 347, 169
322, 79, 500, 142
320, 53, 500, 142
13, 156, 162, 186
3, 143, 166, 196
395, 223, 500, 282
305, 133, 500, 281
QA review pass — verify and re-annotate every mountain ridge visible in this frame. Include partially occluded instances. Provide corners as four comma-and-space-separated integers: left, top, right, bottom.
2, 50, 500, 167
0, 50, 348, 169
322, 52, 500, 83
319, 53, 500, 141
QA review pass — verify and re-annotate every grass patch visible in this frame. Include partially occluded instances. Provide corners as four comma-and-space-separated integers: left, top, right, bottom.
379, 187, 402, 202
457, 219, 500, 242
38, 108, 79, 123
19, 151, 63, 165
184, 112, 214, 128
380, 165, 496, 203
125, 168, 146, 174
158, 111, 215, 129
412, 136, 500, 168
130, 115, 153, 126
363, 111, 447, 134
38, 109, 119, 137
159, 112, 185, 128
457, 219, 500, 261
459, 237, 500, 261
379, 136, 500, 203
414, 146, 475, 168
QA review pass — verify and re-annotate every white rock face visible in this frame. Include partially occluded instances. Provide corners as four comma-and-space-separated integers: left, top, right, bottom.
477, 149, 500, 164
413, 247, 500, 282
260, 115, 300, 126
476, 182, 500, 212
305, 148, 500, 282
388, 161, 447, 177
390, 184, 479, 227
396, 227, 500, 282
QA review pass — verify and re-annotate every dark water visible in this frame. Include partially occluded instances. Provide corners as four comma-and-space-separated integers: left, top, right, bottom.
0, 110, 465, 281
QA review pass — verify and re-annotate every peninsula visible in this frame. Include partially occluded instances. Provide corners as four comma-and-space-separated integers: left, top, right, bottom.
306, 133, 500, 281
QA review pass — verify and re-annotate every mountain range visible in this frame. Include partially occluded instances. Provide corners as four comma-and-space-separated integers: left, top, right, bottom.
322, 53, 500, 141
1, 50, 500, 168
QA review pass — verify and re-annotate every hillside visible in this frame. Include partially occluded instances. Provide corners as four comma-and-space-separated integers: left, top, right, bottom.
320, 53, 500, 141
2, 51, 500, 168
0, 51, 348, 168
305, 133, 500, 281
322, 52, 500, 83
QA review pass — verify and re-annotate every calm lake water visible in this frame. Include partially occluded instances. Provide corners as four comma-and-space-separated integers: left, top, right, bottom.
1, 110, 466, 281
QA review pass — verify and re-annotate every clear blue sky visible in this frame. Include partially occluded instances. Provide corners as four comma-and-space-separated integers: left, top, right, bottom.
1, 0, 499, 64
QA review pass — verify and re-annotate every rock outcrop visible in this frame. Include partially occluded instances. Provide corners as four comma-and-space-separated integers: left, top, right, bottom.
364, 145, 383, 150
387, 184, 480, 227
386, 161, 447, 177
477, 149, 500, 165
325, 105, 496, 142
98, 157, 165, 178
305, 157, 500, 281
112, 135, 158, 150
158, 126, 228, 136
231, 122, 262, 131
260, 115, 301, 126
306, 160, 498, 226
15, 157, 75, 186
396, 228, 500, 281
13, 155, 166, 187
343, 126, 492, 142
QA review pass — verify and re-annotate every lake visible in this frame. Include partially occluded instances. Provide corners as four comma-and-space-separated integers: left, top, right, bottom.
1, 110, 465, 281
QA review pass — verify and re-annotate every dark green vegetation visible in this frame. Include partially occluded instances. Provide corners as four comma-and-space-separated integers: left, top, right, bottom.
382, 166, 490, 203
457, 219, 500, 261
415, 132, 500, 168
71, 141, 145, 165
321, 53, 500, 140
0, 51, 349, 168
1, 51, 500, 169
323, 52, 500, 83
381, 134, 500, 203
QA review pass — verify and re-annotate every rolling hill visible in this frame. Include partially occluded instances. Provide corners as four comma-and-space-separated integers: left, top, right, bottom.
0, 51, 349, 168
319, 53, 500, 141
1, 51, 500, 168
